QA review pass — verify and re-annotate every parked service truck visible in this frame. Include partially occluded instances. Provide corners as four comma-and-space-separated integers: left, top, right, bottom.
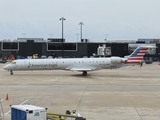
11, 105, 47, 120
10, 104, 86, 120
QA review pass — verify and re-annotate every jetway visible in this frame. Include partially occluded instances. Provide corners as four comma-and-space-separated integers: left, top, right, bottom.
97, 44, 111, 57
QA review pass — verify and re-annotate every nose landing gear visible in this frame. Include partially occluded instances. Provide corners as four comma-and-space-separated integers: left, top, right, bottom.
82, 71, 87, 76
10, 70, 13, 75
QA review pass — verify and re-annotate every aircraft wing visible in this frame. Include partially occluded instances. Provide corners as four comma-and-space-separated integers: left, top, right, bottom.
68, 66, 97, 71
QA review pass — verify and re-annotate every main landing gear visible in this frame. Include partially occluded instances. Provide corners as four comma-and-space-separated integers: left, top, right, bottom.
10, 70, 13, 75
82, 71, 87, 76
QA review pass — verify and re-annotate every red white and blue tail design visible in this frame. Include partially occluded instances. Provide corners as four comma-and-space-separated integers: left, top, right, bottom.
124, 46, 151, 66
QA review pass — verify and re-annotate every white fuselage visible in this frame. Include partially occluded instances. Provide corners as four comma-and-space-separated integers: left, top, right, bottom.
3, 57, 125, 72
3, 45, 154, 76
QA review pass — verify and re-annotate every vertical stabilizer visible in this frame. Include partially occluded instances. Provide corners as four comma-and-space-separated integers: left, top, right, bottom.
125, 46, 154, 66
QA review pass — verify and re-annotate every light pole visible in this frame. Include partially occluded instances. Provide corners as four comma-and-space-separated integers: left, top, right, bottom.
79, 22, 84, 41
22, 33, 26, 38
105, 34, 109, 41
59, 17, 66, 57
49, 34, 54, 38
76, 34, 79, 42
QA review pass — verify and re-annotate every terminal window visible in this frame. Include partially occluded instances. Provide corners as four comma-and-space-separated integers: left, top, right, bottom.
47, 43, 77, 51
2, 42, 19, 51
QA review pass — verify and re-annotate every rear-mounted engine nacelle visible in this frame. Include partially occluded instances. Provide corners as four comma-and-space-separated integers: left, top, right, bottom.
111, 57, 126, 64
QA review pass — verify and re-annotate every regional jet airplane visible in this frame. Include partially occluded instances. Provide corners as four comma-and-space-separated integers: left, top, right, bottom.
3, 46, 154, 76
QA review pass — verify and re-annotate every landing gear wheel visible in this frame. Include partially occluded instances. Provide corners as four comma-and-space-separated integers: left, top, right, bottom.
10, 70, 13, 75
82, 71, 87, 76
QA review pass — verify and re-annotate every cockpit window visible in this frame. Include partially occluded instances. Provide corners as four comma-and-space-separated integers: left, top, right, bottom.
11, 62, 16, 64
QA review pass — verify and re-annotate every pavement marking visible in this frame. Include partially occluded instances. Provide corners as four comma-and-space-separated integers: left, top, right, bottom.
5, 100, 28, 115
4, 111, 10, 115
20, 100, 28, 105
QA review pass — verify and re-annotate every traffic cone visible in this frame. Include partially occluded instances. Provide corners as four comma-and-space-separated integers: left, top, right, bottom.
6, 94, 9, 100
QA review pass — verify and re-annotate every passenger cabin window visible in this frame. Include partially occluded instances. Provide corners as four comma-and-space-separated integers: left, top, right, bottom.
11, 62, 16, 64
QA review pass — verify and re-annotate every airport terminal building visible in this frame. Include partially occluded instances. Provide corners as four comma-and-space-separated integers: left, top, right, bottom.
0, 38, 159, 60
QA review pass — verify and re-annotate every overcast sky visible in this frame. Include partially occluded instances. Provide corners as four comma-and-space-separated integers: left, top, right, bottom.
0, 0, 160, 42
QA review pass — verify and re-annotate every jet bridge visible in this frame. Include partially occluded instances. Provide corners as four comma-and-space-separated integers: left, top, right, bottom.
97, 44, 111, 57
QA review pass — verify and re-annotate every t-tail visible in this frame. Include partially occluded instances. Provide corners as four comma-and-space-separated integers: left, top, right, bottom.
124, 46, 155, 66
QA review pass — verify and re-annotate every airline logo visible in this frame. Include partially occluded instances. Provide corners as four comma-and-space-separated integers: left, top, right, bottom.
28, 63, 32, 68
125, 47, 148, 65
28, 63, 58, 68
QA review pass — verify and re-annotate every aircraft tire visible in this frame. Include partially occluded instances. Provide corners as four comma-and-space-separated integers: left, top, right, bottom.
82, 71, 87, 76
10, 71, 13, 75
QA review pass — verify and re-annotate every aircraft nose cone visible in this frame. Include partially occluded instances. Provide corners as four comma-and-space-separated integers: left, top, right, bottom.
3, 64, 10, 70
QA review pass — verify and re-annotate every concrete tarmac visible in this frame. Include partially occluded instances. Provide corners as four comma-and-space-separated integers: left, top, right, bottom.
0, 62, 160, 120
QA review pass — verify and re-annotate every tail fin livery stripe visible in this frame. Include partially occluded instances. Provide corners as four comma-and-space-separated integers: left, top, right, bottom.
137, 49, 148, 57
127, 60, 142, 62
125, 57, 143, 64
129, 48, 140, 57
137, 53, 146, 56
140, 50, 147, 52
124, 62, 141, 65
140, 48, 148, 50
127, 57, 143, 60
130, 47, 148, 57
125, 46, 149, 65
